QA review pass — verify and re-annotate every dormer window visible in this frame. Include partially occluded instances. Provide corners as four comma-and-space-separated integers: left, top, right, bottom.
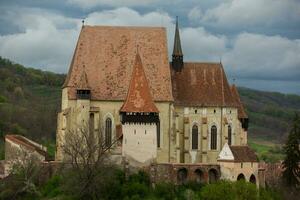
77, 89, 91, 99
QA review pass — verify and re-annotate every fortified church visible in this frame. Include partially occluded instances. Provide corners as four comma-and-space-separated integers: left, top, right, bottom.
54, 19, 262, 185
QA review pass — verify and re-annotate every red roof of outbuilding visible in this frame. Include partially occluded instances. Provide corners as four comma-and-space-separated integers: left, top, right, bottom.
120, 52, 159, 113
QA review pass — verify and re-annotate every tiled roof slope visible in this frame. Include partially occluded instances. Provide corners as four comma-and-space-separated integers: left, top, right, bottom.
76, 69, 90, 89
230, 145, 258, 162
63, 25, 173, 102
120, 52, 159, 113
231, 84, 248, 119
171, 62, 237, 107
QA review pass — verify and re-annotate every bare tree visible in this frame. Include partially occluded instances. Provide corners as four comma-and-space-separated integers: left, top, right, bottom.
61, 124, 122, 199
0, 150, 42, 199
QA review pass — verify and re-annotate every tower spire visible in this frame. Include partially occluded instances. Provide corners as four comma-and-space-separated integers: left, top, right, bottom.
172, 16, 184, 72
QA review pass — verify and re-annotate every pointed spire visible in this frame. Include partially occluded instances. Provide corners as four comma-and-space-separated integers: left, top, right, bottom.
120, 51, 159, 113
173, 16, 183, 56
172, 16, 184, 72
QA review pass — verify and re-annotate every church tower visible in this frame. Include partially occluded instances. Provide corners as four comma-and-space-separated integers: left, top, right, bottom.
172, 16, 184, 72
120, 50, 159, 165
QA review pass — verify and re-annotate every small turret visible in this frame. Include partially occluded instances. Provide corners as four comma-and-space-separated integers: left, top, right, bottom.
172, 16, 184, 72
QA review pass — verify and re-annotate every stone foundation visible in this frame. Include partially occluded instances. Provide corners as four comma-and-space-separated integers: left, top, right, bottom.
147, 163, 220, 184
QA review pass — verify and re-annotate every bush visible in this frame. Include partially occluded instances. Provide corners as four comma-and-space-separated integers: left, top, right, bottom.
153, 182, 177, 200
233, 180, 258, 200
200, 180, 236, 200
41, 175, 63, 198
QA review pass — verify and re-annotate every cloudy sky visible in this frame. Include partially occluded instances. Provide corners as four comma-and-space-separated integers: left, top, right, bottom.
0, 0, 299, 94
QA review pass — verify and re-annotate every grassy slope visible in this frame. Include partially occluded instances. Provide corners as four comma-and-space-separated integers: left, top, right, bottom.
0, 57, 299, 162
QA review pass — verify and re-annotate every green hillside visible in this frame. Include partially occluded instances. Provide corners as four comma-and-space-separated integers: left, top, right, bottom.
0, 57, 65, 159
0, 56, 299, 161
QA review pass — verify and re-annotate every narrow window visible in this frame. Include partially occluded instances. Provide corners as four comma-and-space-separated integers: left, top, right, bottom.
228, 125, 232, 145
89, 113, 95, 140
211, 125, 217, 150
105, 118, 112, 147
157, 122, 160, 148
192, 125, 198, 150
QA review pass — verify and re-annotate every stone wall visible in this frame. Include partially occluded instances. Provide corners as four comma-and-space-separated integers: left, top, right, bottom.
148, 163, 220, 184
259, 162, 283, 187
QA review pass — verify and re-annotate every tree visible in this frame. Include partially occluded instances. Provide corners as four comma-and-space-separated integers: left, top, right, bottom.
282, 113, 300, 188
0, 150, 42, 200
61, 124, 120, 199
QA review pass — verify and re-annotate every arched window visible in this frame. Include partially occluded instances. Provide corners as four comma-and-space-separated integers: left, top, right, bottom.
228, 125, 232, 145
249, 174, 256, 184
237, 173, 246, 181
194, 169, 204, 183
89, 113, 95, 142
105, 118, 112, 147
208, 168, 219, 183
157, 122, 160, 148
192, 125, 198, 150
211, 125, 217, 150
177, 168, 188, 184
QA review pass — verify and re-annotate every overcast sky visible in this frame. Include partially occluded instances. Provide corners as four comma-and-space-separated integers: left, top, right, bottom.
0, 0, 299, 94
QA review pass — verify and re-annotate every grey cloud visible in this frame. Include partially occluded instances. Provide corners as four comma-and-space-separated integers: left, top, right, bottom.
223, 33, 300, 81
0, 7, 299, 85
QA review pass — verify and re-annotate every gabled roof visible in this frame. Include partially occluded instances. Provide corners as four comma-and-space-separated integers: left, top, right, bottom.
63, 25, 173, 102
172, 17, 183, 56
120, 52, 159, 113
218, 144, 258, 162
171, 62, 237, 107
231, 85, 248, 119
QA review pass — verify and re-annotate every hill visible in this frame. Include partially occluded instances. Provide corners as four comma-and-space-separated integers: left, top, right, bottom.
0, 57, 299, 161
0, 57, 65, 159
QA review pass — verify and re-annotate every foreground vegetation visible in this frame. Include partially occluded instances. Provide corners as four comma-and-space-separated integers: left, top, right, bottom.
0, 166, 282, 200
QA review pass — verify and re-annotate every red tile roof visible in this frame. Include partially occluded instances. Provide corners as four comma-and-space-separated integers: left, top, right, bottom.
63, 25, 173, 102
231, 84, 248, 119
120, 52, 159, 113
171, 62, 237, 107
229, 145, 258, 162
76, 68, 90, 89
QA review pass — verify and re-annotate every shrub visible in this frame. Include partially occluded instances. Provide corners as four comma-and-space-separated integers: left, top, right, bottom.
41, 175, 63, 198
153, 182, 177, 200
200, 180, 235, 200
233, 180, 258, 200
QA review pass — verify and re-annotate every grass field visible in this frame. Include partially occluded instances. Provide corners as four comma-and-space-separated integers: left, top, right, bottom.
248, 137, 284, 163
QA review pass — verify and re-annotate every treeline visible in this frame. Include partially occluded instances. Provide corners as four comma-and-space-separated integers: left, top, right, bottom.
0, 57, 65, 87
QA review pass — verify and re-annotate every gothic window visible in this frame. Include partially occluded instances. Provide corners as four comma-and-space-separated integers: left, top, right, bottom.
157, 122, 160, 148
228, 125, 232, 145
105, 118, 112, 147
211, 125, 217, 150
89, 113, 94, 134
192, 125, 198, 150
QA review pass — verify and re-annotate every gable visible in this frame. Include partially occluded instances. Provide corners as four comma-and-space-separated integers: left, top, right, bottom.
218, 143, 234, 161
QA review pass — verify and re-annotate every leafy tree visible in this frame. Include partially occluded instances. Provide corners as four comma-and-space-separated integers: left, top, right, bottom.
282, 113, 300, 187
